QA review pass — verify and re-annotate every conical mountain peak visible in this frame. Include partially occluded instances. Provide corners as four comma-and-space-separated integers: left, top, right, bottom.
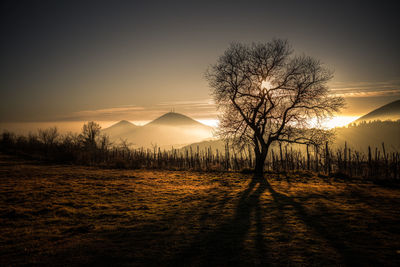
147, 112, 205, 126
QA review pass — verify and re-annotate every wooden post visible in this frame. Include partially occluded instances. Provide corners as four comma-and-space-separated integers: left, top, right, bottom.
382, 142, 388, 179
348, 147, 352, 177
344, 142, 347, 172
368, 146, 372, 178
325, 142, 331, 175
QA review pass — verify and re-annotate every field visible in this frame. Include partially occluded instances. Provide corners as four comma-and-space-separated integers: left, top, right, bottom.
1, 153, 400, 266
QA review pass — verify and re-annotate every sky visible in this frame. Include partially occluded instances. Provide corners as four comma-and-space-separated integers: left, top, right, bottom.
1, 0, 399, 132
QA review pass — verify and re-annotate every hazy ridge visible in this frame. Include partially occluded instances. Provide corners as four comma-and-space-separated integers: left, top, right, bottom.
102, 100, 400, 152
102, 112, 214, 149
355, 99, 400, 122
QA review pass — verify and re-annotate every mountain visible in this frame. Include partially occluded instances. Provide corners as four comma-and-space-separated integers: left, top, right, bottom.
324, 99, 400, 151
102, 113, 214, 149
104, 120, 137, 131
334, 120, 400, 152
147, 112, 205, 126
355, 99, 400, 123
181, 121, 400, 154
102, 120, 137, 140
180, 139, 226, 152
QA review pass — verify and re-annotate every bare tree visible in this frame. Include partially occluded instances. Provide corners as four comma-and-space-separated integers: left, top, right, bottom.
81, 121, 101, 148
38, 127, 59, 146
119, 138, 132, 153
206, 39, 344, 175
98, 134, 113, 151
62, 132, 81, 147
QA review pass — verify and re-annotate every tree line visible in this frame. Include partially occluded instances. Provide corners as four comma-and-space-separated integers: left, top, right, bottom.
1, 122, 398, 180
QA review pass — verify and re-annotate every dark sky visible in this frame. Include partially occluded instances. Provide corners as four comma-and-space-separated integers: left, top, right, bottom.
1, 0, 399, 124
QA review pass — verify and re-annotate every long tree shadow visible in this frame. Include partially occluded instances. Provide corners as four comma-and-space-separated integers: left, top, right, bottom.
167, 175, 270, 266
39, 173, 399, 266
168, 176, 389, 266
263, 179, 379, 266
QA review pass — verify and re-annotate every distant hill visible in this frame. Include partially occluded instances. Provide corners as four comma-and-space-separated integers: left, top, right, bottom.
180, 120, 400, 154
180, 139, 226, 152
102, 112, 214, 149
102, 120, 137, 140
355, 99, 400, 123
181, 121, 400, 154
147, 112, 205, 126
330, 99, 400, 151
101, 105, 400, 152
334, 120, 400, 152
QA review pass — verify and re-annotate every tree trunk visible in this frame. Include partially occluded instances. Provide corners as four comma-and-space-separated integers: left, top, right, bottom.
254, 147, 268, 176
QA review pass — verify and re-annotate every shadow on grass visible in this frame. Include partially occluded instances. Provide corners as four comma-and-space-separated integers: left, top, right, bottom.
42, 174, 399, 266
264, 180, 360, 266
167, 175, 392, 266
166, 174, 270, 266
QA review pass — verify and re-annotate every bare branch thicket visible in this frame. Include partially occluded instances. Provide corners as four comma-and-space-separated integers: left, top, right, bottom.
80, 121, 101, 149
38, 127, 59, 146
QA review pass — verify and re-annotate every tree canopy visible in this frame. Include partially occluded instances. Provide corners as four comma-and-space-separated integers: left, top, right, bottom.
206, 39, 344, 175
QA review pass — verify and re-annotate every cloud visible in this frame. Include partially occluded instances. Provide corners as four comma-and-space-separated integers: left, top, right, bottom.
332, 89, 400, 98
59, 99, 218, 121
73, 106, 145, 116
158, 99, 215, 106
330, 80, 400, 98
61, 106, 146, 121
55, 79, 400, 122
156, 99, 218, 118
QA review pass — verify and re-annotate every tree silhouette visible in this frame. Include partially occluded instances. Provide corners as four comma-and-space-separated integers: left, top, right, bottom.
206, 39, 344, 175
38, 127, 59, 146
81, 121, 101, 148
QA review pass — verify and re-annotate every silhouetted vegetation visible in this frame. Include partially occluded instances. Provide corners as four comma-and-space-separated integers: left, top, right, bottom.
206, 39, 344, 175
335, 119, 400, 152
1, 121, 399, 181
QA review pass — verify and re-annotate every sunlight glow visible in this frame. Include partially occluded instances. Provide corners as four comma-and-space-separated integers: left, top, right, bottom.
132, 120, 151, 126
261, 79, 273, 90
309, 116, 360, 129
197, 119, 219, 127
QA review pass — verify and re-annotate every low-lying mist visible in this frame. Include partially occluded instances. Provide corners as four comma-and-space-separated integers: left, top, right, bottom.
108, 124, 214, 149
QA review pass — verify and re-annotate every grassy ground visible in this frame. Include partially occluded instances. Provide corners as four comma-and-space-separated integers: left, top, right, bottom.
0, 153, 399, 266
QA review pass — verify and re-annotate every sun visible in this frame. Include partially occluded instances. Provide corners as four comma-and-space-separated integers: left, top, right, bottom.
261, 79, 273, 90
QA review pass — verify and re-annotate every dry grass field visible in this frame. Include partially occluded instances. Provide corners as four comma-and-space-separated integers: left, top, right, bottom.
1, 153, 399, 266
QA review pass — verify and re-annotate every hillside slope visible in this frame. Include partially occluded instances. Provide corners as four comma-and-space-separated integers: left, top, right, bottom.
355, 99, 400, 122
334, 120, 400, 151
147, 112, 205, 126
102, 120, 137, 140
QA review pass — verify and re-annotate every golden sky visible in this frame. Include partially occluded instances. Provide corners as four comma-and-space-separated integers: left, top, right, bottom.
1, 1, 399, 131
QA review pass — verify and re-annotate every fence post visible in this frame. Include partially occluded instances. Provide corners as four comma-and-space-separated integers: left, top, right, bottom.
368, 146, 372, 178
325, 142, 331, 175
343, 142, 347, 173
